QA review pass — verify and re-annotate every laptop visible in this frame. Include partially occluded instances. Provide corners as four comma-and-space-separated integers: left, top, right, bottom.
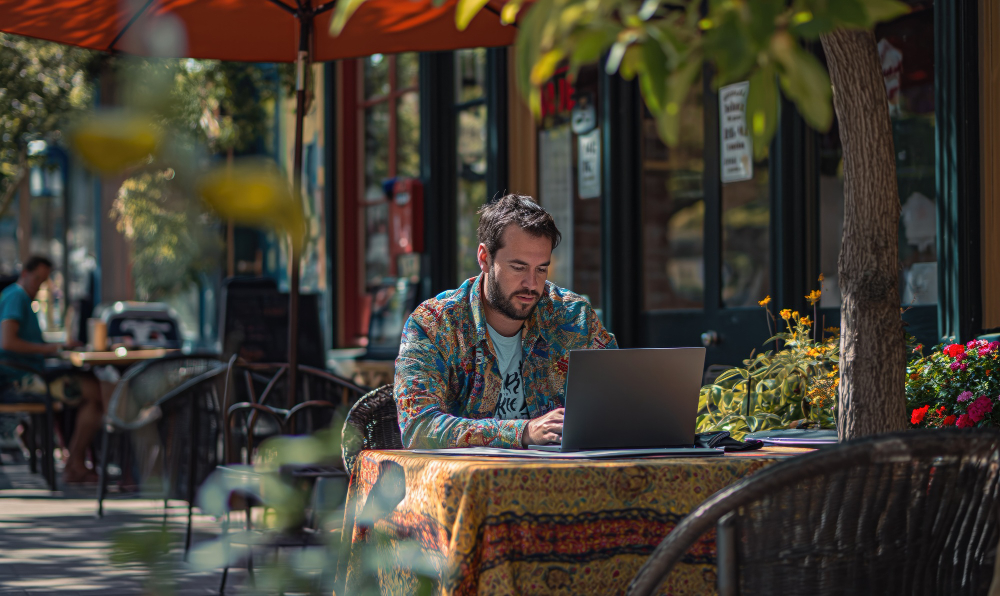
529, 347, 708, 453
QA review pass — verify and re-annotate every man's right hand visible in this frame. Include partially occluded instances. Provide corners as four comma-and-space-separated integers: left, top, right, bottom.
522, 408, 564, 447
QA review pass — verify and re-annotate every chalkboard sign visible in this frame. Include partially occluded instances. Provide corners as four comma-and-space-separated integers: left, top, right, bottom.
220, 278, 324, 368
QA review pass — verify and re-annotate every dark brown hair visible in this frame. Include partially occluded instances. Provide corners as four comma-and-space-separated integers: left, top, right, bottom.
22, 255, 53, 273
477, 194, 561, 257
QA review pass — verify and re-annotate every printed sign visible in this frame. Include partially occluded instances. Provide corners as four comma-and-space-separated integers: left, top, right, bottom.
577, 129, 601, 199
719, 81, 753, 183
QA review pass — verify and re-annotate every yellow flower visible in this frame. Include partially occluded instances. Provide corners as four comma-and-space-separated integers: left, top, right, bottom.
758, 295, 771, 307
818, 273, 825, 282
806, 290, 822, 305
801, 316, 812, 326
792, 311, 800, 320
825, 326, 839, 333
779, 309, 792, 320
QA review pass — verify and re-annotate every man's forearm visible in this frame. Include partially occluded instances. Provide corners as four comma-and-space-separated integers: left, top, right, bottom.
1, 337, 54, 355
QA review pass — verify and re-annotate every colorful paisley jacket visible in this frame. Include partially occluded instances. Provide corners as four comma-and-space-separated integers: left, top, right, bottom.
394, 274, 617, 449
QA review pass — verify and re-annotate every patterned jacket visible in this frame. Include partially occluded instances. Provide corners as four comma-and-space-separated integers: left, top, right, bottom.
394, 274, 617, 449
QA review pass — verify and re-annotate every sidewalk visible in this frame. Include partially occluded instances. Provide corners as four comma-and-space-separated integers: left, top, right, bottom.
0, 460, 244, 595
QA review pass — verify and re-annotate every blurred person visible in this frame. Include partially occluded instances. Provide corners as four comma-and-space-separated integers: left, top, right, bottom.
394, 195, 617, 449
0, 256, 108, 484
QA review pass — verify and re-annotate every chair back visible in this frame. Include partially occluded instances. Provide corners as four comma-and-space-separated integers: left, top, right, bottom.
223, 358, 369, 465
627, 429, 1000, 596
341, 384, 402, 473
106, 352, 224, 431
155, 366, 228, 503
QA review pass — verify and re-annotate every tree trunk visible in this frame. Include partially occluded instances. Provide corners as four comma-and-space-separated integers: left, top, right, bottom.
820, 29, 907, 440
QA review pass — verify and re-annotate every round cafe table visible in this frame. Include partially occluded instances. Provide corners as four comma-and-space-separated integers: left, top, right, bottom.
339, 446, 809, 595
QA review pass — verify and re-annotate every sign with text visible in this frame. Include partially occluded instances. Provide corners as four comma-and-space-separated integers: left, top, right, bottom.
577, 128, 601, 199
719, 81, 753, 183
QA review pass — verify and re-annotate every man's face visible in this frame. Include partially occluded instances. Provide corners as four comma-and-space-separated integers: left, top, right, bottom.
22, 266, 51, 299
478, 225, 552, 322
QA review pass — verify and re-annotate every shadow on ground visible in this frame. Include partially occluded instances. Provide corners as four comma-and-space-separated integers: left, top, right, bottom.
0, 463, 245, 595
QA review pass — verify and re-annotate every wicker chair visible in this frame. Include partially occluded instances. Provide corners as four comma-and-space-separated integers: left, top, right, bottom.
627, 429, 1000, 596
341, 384, 402, 474
96, 352, 224, 516
0, 360, 58, 490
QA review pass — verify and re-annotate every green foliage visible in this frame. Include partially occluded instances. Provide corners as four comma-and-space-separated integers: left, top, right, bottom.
112, 170, 221, 299
906, 340, 1000, 429
109, 525, 177, 596
0, 33, 93, 210
698, 309, 839, 440
334, 0, 908, 153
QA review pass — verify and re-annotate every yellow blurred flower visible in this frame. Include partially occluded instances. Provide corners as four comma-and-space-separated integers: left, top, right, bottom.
198, 159, 307, 254
825, 326, 839, 333
70, 112, 161, 175
758, 295, 771, 307
780, 309, 792, 320
818, 273, 824, 282
806, 290, 822, 305
801, 316, 812, 326
792, 311, 800, 320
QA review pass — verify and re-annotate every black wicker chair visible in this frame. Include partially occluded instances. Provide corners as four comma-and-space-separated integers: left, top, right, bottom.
0, 360, 58, 490
96, 352, 224, 516
341, 384, 402, 475
627, 429, 1000, 596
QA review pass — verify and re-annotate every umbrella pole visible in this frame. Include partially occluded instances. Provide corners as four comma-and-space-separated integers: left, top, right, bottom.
288, 13, 311, 414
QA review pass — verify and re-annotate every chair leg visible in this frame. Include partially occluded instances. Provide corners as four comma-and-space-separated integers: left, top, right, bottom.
163, 498, 169, 527
96, 430, 112, 518
219, 567, 229, 594
43, 408, 56, 491
25, 416, 37, 474
184, 502, 194, 561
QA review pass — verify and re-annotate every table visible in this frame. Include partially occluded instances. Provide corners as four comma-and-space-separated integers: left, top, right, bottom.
63, 348, 178, 368
340, 447, 809, 595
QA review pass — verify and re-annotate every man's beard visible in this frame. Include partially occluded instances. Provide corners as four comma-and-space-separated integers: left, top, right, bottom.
485, 266, 540, 321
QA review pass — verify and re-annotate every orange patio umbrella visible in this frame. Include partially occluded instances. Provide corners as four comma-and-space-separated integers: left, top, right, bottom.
0, 0, 516, 407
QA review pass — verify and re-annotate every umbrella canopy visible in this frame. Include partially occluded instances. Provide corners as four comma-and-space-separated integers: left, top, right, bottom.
0, 0, 514, 62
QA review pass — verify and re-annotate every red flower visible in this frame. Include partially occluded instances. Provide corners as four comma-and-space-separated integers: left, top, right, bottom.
943, 344, 966, 359
911, 405, 930, 425
942, 415, 956, 426
967, 395, 994, 423
956, 413, 974, 428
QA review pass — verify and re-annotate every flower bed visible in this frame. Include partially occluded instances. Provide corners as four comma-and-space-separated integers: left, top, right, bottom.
907, 340, 1000, 429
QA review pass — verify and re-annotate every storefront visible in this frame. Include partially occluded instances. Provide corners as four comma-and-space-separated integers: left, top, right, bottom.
325, 0, 996, 366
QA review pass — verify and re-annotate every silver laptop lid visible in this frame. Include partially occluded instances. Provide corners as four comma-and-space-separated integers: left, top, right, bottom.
560, 348, 706, 450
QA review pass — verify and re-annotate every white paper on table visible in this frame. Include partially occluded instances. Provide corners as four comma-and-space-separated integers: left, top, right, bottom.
408, 447, 724, 459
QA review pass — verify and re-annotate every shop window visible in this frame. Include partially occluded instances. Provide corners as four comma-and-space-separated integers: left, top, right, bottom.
640, 79, 706, 310
359, 53, 420, 289
455, 48, 488, 284
820, 2, 935, 308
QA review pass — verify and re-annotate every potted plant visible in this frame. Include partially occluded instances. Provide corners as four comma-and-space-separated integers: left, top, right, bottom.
906, 340, 1000, 429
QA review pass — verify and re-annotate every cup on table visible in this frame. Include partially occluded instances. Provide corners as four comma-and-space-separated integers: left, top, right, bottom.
88, 318, 108, 351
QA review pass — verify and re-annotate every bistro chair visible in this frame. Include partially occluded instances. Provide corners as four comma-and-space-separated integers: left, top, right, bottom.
627, 429, 1000, 596
341, 384, 402, 475
217, 358, 367, 593
155, 366, 228, 556
96, 352, 224, 516
0, 360, 58, 490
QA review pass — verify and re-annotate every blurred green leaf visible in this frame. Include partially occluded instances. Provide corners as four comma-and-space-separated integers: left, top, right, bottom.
330, 0, 370, 36
746, 65, 778, 161
824, 0, 869, 28
773, 40, 832, 132
638, 38, 669, 112
864, 0, 912, 24
745, 0, 783, 48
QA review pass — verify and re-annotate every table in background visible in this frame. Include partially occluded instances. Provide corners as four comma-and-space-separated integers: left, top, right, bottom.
340, 447, 809, 595
63, 348, 178, 368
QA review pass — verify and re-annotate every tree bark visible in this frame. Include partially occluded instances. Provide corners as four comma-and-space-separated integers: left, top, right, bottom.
820, 29, 907, 440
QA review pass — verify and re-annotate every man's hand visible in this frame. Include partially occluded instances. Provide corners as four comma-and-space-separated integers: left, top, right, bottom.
522, 408, 564, 447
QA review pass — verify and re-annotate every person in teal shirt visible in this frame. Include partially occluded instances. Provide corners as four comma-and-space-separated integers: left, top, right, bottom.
0, 256, 107, 484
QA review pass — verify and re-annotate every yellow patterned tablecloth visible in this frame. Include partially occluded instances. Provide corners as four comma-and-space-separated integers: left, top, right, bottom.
340, 449, 801, 595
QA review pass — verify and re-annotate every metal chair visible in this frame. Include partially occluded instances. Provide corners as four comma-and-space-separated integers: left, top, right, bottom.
0, 360, 58, 490
96, 352, 224, 516
627, 429, 1000, 596
217, 358, 367, 593
341, 384, 401, 475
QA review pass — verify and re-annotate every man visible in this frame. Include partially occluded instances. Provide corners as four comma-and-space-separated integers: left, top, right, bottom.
0, 256, 107, 483
394, 194, 617, 449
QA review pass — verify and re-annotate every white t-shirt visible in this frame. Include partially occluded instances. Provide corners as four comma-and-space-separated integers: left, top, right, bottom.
487, 323, 528, 420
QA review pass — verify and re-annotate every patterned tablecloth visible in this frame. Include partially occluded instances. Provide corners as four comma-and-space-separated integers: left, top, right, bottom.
339, 448, 806, 595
